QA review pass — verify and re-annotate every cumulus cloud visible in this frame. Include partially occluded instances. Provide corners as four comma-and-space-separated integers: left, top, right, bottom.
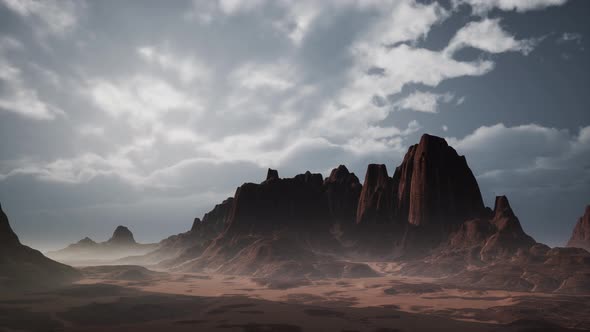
321, 43, 493, 137
447, 123, 590, 183
360, 0, 449, 47
394, 91, 456, 113
445, 18, 537, 55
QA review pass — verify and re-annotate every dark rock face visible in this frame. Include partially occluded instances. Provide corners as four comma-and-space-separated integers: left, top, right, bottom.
567, 205, 590, 251
226, 171, 329, 233
0, 203, 80, 289
324, 165, 361, 225
201, 197, 234, 229
356, 164, 392, 224
107, 226, 136, 245
392, 134, 486, 227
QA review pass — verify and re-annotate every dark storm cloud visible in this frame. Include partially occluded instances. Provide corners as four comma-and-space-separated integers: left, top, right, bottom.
0, 0, 587, 250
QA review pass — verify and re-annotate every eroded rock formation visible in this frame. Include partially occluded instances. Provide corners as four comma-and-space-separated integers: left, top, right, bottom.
392, 134, 486, 227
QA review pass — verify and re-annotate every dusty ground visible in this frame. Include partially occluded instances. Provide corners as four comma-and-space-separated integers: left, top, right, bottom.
1, 265, 589, 332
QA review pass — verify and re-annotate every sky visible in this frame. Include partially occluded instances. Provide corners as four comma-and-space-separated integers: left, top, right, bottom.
0, 0, 588, 251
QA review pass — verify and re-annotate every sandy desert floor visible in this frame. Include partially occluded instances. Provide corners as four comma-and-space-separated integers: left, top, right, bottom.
1, 264, 589, 332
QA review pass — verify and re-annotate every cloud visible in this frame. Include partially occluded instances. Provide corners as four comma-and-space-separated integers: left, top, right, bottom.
394, 91, 455, 113
230, 61, 295, 91
447, 123, 590, 182
0, 54, 63, 120
137, 46, 210, 84
558, 32, 583, 44
0, 0, 82, 36
325, 43, 494, 134
362, 0, 449, 47
77, 125, 105, 137
86, 76, 202, 127
454, 0, 568, 14
445, 18, 536, 55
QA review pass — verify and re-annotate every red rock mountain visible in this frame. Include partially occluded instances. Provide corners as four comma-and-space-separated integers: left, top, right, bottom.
567, 205, 590, 251
354, 134, 486, 228
392, 134, 486, 227
121, 133, 590, 294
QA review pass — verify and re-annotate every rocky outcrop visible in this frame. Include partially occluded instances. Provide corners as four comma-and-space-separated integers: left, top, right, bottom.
567, 205, 590, 251
226, 171, 329, 233
106, 226, 136, 245
392, 134, 486, 227
265, 168, 279, 182
324, 165, 361, 225
480, 196, 536, 261
356, 164, 393, 224
0, 203, 80, 290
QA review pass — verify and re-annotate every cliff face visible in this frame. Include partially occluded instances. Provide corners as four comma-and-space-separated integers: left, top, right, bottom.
192, 197, 234, 234
354, 134, 486, 229
392, 134, 486, 227
567, 205, 590, 251
356, 164, 393, 224
225, 170, 330, 233
324, 165, 362, 225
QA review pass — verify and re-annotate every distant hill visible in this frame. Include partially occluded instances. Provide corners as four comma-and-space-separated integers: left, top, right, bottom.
47, 225, 157, 265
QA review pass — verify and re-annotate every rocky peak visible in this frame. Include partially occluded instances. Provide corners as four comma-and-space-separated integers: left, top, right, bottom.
107, 226, 136, 245
294, 171, 324, 186
77, 237, 96, 245
492, 196, 520, 231
0, 203, 21, 247
480, 195, 535, 260
567, 205, 590, 251
190, 218, 202, 232
327, 165, 351, 183
356, 164, 393, 224
265, 168, 279, 182
393, 133, 486, 227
